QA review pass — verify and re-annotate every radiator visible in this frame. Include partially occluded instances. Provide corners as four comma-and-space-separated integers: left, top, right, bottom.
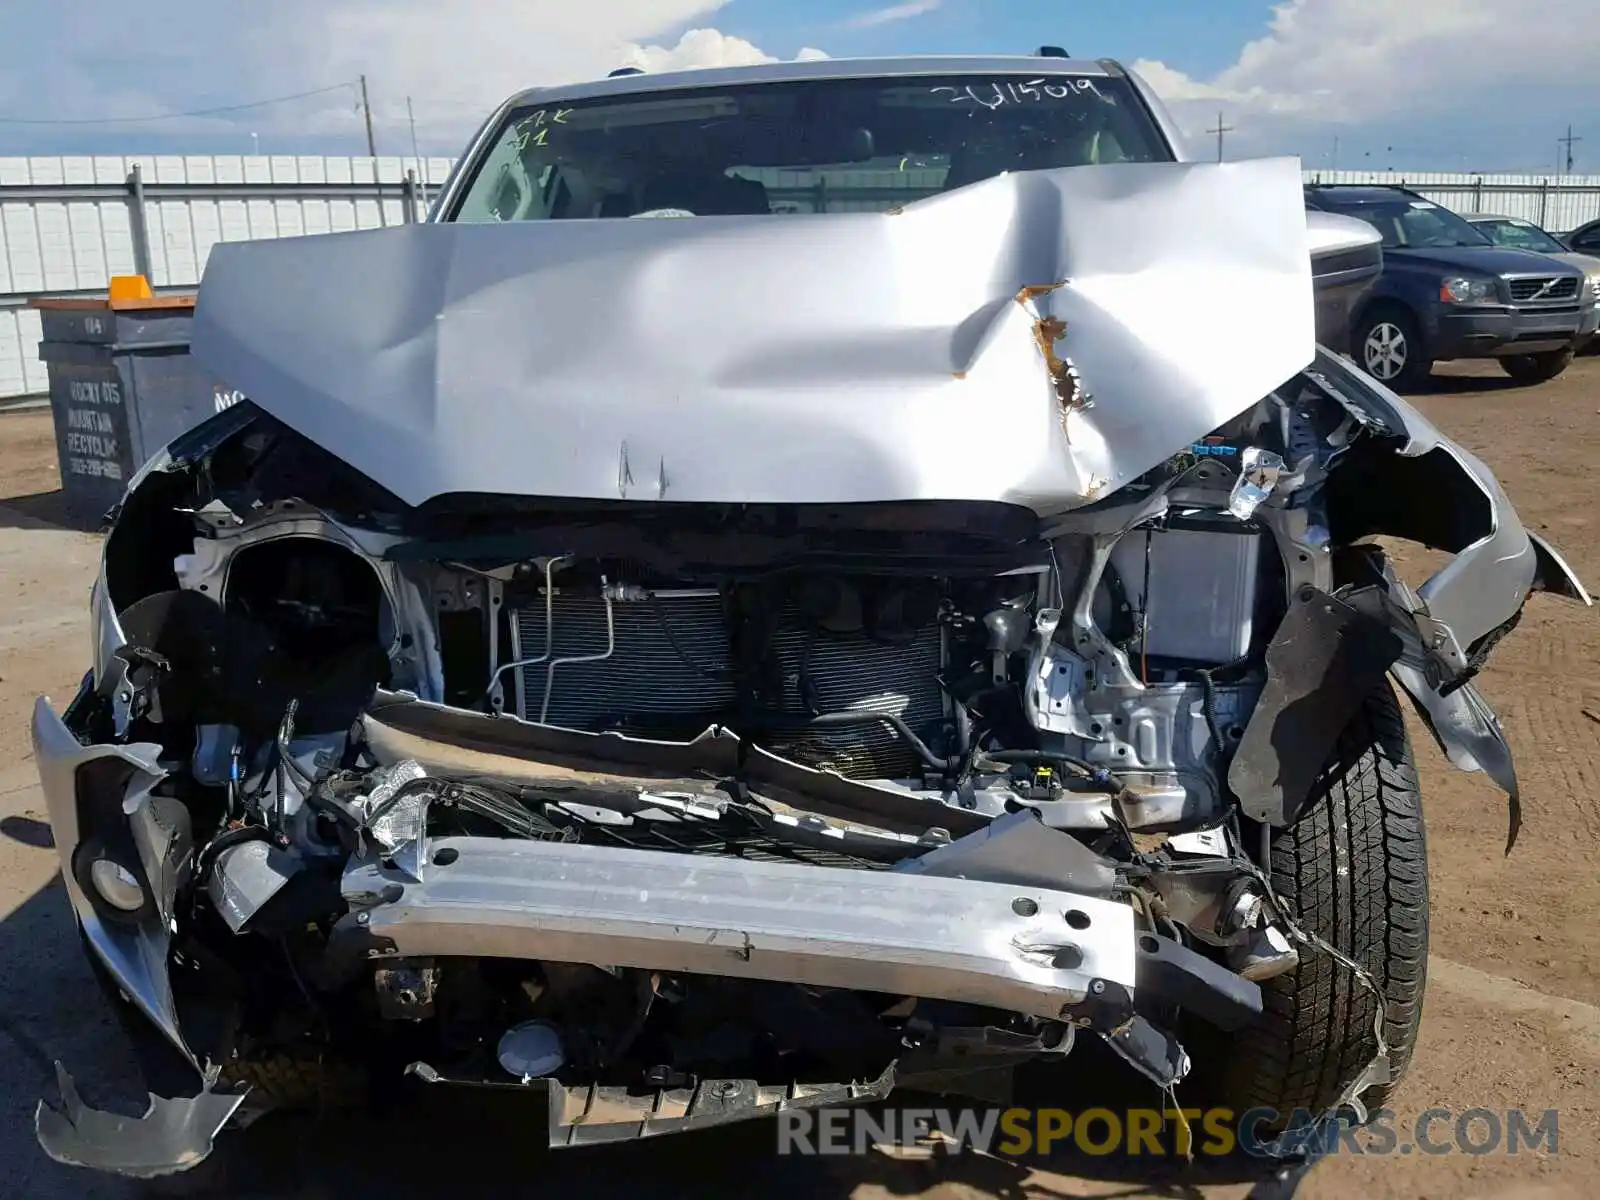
508, 594, 945, 780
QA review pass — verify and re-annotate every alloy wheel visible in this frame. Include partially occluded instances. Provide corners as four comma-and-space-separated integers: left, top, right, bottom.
1363, 322, 1408, 381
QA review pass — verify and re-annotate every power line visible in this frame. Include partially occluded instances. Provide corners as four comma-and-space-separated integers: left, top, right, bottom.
1558, 124, 1582, 173
1206, 110, 1234, 162
0, 81, 358, 126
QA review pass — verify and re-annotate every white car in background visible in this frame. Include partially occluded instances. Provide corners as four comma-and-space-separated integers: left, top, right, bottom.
1463, 212, 1600, 351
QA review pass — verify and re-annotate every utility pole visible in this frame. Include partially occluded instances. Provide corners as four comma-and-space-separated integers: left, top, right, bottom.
360, 74, 384, 227
360, 74, 378, 159
1206, 111, 1234, 162
1558, 124, 1581, 173
1331, 135, 1340, 172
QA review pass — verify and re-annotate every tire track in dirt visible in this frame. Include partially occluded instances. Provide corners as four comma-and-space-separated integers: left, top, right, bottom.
1429, 957, 1600, 1057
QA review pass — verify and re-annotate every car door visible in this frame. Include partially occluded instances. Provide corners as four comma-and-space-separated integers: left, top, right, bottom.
1567, 220, 1600, 253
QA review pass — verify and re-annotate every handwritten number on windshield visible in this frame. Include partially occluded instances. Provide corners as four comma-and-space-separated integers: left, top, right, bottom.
509, 107, 575, 152
931, 79, 1103, 108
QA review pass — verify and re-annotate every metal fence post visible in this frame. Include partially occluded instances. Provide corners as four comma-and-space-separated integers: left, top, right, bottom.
1538, 179, 1550, 229
125, 164, 154, 281
1472, 176, 1483, 211
371, 158, 388, 229
402, 170, 419, 224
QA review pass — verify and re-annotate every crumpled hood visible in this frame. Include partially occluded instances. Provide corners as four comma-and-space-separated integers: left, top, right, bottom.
191, 157, 1314, 514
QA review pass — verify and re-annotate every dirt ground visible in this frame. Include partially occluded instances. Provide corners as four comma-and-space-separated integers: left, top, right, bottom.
1, 359, 1598, 1199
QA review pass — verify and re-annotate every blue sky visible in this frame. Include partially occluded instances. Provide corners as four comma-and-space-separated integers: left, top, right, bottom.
713, 0, 1255, 79
0, 1, 1593, 172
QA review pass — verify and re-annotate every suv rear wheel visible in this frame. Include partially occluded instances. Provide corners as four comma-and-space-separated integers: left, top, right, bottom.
1499, 348, 1574, 384
1353, 308, 1431, 391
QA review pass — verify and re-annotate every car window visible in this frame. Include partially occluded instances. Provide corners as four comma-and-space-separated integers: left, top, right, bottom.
449, 74, 1169, 221
1572, 225, 1600, 251
1476, 218, 1567, 254
1315, 197, 1492, 250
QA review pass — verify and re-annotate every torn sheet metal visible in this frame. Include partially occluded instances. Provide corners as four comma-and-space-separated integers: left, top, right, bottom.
31, 697, 194, 1065
1230, 587, 1403, 827
1310, 350, 1591, 660
191, 158, 1314, 514
36, 1062, 245, 1179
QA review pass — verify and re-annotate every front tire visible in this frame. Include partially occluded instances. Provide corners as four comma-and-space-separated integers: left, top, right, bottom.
1499, 348, 1574, 384
1352, 308, 1432, 391
1219, 685, 1428, 1119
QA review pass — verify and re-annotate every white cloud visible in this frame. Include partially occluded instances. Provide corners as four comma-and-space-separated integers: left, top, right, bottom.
294, 0, 829, 138
0, 1, 829, 152
623, 27, 781, 73
1133, 0, 1594, 161
843, 1, 942, 30
621, 28, 824, 73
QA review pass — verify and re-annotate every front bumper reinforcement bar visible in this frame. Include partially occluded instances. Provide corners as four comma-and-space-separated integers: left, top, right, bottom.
335, 836, 1139, 1021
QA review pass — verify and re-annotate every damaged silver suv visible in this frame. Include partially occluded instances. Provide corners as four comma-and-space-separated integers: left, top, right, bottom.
32, 56, 1591, 1178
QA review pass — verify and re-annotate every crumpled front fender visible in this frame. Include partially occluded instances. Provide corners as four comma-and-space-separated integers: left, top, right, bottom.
1529, 530, 1592, 605
1313, 353, 1590, 848
31, 691, 247, 1177
32, 693, 192, 1057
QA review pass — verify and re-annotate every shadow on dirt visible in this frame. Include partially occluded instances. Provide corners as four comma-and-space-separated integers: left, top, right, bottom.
0, 883, 1309, 1200
1411, 372, 1530, 397
0, 490, 105, 535
140, 1096, 1313, 1200
0, 815, 53, 849
0, 880, 147, 1200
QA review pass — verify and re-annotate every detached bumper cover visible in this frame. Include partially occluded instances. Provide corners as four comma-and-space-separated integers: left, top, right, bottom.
31, 695, 248, 1178
31, 694, 191, 1060
36, 1063, 244, 1180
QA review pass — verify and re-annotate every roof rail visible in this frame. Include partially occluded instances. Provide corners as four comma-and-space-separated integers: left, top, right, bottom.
1037, 45, 1070, 57
1304, 181, 1425, 198
609, 66, 645, 77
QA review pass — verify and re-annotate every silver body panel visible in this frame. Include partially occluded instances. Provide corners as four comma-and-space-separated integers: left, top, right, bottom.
1460, 213, 1600, 279
1311, 350, 1590, 658
192, 156, 1314, 514
341, 835, 1136, 1020
27, 53, 1593, 1181
30, 698, 191, 1061
1305, 209, 1383, 260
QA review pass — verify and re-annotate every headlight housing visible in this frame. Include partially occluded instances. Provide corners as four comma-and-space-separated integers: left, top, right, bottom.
88, 858, 147, 913
1588, 275, 1600, 304
1440, 276, 1498, 305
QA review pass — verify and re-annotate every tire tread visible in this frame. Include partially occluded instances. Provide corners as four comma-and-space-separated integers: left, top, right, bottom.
1224, 684, 1428, 1117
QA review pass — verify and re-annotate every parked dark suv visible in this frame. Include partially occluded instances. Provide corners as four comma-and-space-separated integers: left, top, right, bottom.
1305, 184, 1596, 389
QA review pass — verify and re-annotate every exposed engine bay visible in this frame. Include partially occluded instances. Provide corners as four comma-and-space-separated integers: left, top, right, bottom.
33, 341, 1587, 1179
28, 120, 1592, 1178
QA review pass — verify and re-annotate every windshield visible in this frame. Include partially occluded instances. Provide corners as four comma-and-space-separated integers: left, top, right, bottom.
1322, 198, 1493, 250
1474, 218, 1568, 254
448, 73, 1168, 221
